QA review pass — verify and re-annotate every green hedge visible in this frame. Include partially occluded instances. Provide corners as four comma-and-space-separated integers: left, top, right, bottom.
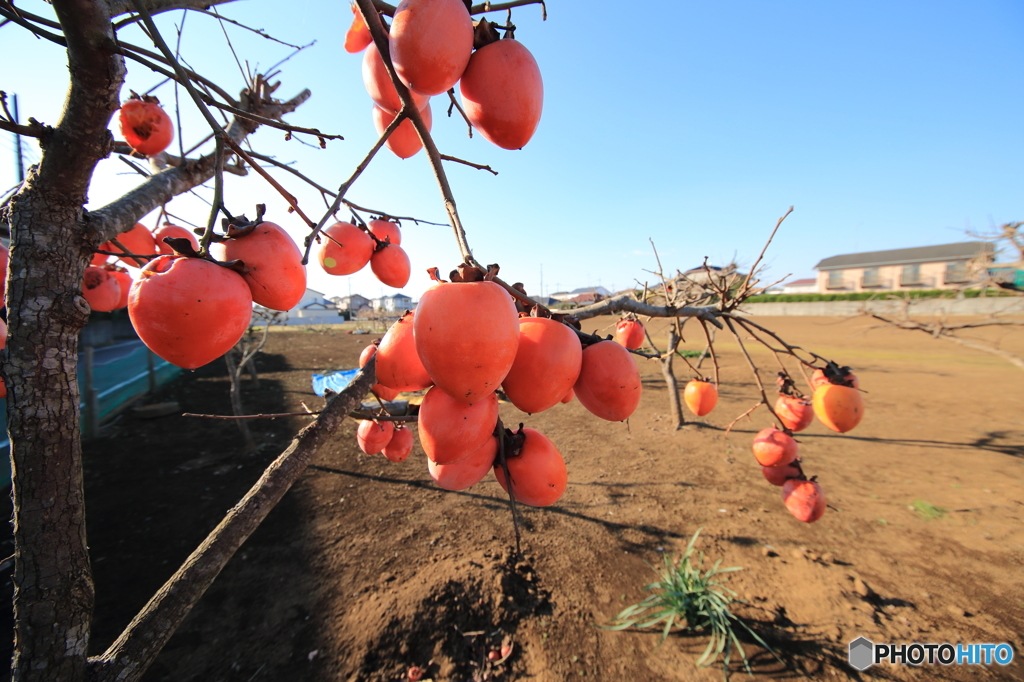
746, 289, 1017, 303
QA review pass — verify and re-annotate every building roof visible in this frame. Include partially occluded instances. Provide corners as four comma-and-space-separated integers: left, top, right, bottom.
814, 242, 994, 270
784, 278, 817, 286
569, 286, 610, 296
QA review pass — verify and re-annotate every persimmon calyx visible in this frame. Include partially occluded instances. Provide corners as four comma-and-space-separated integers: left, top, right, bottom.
125, 90, 161, 105
819, 360, 857, 387
473, 18, 501, 49
498, 423, 527, 459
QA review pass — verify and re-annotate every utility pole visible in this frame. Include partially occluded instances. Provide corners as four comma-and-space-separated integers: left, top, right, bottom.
539, 263, 543, 299
13, 94, 24, 183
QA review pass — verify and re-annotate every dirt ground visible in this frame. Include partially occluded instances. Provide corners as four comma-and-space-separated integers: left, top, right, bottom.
5, 314, 1023, 681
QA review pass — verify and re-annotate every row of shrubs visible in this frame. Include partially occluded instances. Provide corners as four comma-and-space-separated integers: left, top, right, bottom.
745, 288, 1018, 303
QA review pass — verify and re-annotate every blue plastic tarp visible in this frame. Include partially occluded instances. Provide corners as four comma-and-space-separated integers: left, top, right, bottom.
311, 369, 359, 397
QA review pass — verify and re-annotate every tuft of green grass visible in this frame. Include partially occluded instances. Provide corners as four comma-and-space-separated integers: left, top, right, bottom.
911, 500, 946, 520
601, 528, 779, 679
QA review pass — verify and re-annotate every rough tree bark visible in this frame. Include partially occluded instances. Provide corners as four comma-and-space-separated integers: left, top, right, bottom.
1, 2, 304, 679
5, 2, 126, 679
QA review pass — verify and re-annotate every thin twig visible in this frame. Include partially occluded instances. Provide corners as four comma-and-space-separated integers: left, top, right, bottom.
300, 111, 406, 264
440, 154, 498, 175
723, 316, 782, 427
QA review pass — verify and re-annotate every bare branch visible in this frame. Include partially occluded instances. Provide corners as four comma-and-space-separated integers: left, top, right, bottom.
470, 0, 547, 19
440, 154, 498, 175
107, 0, 237, 19
570, 293, 724, 328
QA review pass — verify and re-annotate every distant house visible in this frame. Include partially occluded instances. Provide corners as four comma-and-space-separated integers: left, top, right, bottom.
781, 278, 818, 294
333, 294, 371, 314
813, 242, 995, 293
282, 288, 343, 325
371, 293, 414, 314
550, 286, 611, 302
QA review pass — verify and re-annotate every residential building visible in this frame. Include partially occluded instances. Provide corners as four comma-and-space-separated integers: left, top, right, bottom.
371, 293, 414, 314
813, 242, 995, 293
550, 286, 611, 302
781, 278, 818, 294
332, 294, 371, 314
280, 288, 343, 325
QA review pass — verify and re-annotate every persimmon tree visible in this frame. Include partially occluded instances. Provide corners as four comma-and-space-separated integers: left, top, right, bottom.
0, 1, 860, 680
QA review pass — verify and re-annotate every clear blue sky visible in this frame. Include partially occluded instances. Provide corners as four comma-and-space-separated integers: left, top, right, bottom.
2, 0, 1021, 301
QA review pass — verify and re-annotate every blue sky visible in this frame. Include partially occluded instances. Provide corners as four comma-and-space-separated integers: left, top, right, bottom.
2, 0, 1021, 300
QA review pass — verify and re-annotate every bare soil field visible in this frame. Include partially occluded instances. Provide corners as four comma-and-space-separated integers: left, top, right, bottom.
5, 314, 1021, 681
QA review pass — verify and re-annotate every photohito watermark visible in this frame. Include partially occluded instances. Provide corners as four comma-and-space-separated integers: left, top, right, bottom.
848, 637, 1015, 671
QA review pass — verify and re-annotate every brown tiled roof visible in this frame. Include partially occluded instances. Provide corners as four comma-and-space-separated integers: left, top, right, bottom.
814, 242, 994, 270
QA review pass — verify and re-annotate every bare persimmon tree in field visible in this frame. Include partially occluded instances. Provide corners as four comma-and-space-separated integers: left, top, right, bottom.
0, 1, 860, 679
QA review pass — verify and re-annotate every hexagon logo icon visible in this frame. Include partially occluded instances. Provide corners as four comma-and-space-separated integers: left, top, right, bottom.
848, 637, 874, 671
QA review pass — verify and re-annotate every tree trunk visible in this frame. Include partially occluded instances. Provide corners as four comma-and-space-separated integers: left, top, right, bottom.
224, 350, 257, 453
6, 196, 96, 682
4, 2, 126, 679
661, 328, 684, 430
246, 356, 259, 388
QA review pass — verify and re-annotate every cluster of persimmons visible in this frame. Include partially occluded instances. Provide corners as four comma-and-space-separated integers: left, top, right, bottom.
346, 0, 544, 157
749, 366, 864, 522
356, 265, 641, 508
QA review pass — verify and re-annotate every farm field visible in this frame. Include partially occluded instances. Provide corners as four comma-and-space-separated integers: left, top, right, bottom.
9, 314, 1020, 681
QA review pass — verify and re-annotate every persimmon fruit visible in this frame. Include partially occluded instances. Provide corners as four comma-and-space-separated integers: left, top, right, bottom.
613, 318, 645, 349
359, 343, 401, 402
775, 394, 814, 432
783, 479, 826, 523
210, 221, 306, 311
357, 419, 395, 455
362, 41, 429, 114
390, 0, 474, 96
344, 3, 372, 53
502, 317, 583, 414
812, 384, 864, 433
376, 312, 433, 392
82, 267, 121, 312
372, 101, 432, 159
751, 427, 798, 467
493, 428, 567, 507
761, 463, 802, 487
573, 340, 642, 421
319, 222, 375, 276
427, 435, 497, 491
102, 223, 158, 268
108, 268, 133, 309
128, 255, 253, 369
683, 379, 718, 416
153, 224, 199, 255
370, 243, 411, 288
368, 219, 402, 245
560, 388, 574, 404
414, 280, 519, 404
418, 387, 498, 465
119, 96, 174, 156
382, 425, 414, 462
460, 38, 543, 150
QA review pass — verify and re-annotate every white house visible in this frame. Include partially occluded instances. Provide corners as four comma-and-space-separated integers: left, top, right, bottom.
281, 288, 343, 325
781, 278, 818, 294
549, 286, 611, 302
371, 293, 414, 314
